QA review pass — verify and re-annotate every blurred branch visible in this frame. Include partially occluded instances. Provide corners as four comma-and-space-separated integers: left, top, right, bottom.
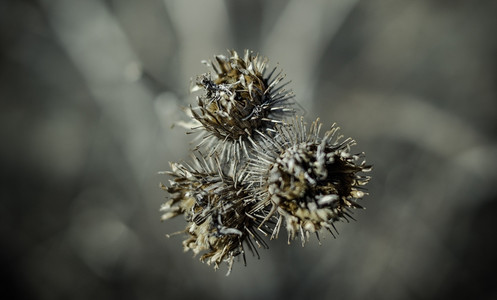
334, 91, 497, 206
342, 92, 488, 156
39, 0, 159, 184
163, 0, 233, 94
262, 0, 360, 113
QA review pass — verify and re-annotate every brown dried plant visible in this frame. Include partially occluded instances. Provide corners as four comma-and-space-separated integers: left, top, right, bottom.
160, 50, 371, 275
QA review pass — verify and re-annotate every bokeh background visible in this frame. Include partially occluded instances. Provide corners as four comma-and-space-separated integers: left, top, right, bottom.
2, 0, 497, 299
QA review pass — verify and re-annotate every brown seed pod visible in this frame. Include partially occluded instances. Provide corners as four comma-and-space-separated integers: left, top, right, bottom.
247, 117, 371, 245
190, 49, 295, 160
160, 154, 271, 274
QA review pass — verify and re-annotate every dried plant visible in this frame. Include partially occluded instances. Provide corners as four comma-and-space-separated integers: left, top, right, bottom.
160, 50, 371, 274
190, 49, 295, 160
246, 118, 371, 245
160, 154, 271, 275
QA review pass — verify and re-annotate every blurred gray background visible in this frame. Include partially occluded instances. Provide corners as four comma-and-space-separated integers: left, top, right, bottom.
2, 0, 497, 299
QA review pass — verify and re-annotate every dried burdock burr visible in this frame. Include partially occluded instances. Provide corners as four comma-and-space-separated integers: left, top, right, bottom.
247, 117, 371, 245
160, 49, 372, 274
160, 154, 271, 275
190, 49, 295, 160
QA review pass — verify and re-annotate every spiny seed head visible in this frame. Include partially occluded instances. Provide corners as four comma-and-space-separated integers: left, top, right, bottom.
190, 49, 295, 159
161, 50, 374, 274
160, 154, 270, 274
248, 117, 371, 245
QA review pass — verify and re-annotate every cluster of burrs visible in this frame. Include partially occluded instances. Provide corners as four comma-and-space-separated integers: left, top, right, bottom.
160, 50, 371, 274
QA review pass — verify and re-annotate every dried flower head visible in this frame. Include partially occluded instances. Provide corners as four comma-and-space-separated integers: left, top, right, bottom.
190, 49, 295, 159
247, 118, 371, 245
160, 154, 270, 274
161, 50, 373, 275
